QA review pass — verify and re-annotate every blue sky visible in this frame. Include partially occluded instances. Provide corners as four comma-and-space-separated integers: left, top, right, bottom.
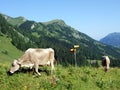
0, 0, 120, 40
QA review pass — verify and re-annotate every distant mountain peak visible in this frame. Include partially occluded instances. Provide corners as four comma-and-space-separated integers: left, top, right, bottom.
100, 32, 120, 48
1, 13, 26, 22
43, 19, 66, 26
0, 13, 11, 20
15, 16, 27, 22
108, 32, 120, 36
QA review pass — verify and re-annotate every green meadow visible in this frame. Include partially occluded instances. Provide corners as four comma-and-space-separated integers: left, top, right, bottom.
0, 64, 120, 90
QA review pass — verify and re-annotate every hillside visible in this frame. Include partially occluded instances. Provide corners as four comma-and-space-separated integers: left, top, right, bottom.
0, 13, 120, 66
0, 35, 23, 64
100, 32, 120, 48
14, 17, 120, 60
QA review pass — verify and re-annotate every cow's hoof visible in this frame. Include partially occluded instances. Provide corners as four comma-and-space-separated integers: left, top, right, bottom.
33, 75, 41, 78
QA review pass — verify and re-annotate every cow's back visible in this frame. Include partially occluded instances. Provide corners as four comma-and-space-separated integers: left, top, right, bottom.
28, 48, 55, 65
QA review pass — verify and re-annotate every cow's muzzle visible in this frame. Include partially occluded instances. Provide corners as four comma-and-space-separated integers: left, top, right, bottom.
7, 71, 13, 76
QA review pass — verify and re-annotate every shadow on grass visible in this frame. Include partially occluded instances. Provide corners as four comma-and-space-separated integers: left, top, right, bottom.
7, 68, 50, 76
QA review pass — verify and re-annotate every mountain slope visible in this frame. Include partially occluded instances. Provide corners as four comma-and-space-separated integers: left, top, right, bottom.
13, 17, 120, 60
100, 32, 120, 48
1, 13, 120, 66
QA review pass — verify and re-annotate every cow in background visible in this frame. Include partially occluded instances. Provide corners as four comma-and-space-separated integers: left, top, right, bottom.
102, 56, 110, 72
8, 48, 55, 76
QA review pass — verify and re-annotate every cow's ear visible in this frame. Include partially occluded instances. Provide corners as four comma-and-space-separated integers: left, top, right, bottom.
12, 60, 17, 66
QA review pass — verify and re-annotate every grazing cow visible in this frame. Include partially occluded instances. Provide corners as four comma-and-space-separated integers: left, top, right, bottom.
8, 48, 55, 76
102, 56, 110, 72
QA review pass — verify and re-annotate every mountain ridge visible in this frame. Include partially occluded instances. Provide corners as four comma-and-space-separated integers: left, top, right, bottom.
0, 13, 27, 26
100, 32, 120, 48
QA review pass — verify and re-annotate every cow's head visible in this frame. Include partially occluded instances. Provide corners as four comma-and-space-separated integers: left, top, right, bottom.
8, 60, 21, 75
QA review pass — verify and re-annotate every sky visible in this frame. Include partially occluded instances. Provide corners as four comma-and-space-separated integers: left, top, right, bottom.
0, 0, 120, 40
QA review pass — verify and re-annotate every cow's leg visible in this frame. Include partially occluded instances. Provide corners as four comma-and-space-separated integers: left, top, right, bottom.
51, 62, 55, 70
105, 62, 110, 72
34, 64, 41, 76
50, 61, 55, 75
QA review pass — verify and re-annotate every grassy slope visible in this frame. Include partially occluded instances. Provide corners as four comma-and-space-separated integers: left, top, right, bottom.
0, 35, 23, 64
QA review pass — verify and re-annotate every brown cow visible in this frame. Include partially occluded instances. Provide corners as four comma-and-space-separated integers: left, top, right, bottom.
8, 48, 55, 76
102, 56, 110, 72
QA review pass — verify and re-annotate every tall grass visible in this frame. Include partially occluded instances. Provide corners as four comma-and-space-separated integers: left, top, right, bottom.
0, 63, 120, 90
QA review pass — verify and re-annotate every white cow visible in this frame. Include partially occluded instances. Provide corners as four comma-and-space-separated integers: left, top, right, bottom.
8, 48, 55, 76
102, 56, 110, 72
